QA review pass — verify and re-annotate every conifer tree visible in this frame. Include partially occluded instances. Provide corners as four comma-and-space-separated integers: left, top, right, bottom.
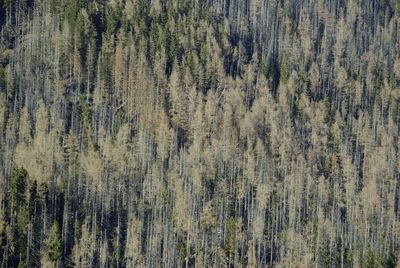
48, 221, 62, 264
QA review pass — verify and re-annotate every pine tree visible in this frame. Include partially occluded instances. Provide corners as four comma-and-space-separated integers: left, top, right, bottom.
8, 168, 28, 216
48, 221, 62, 264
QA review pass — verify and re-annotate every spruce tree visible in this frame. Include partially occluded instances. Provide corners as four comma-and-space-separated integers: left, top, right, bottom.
48, 221, 62, 264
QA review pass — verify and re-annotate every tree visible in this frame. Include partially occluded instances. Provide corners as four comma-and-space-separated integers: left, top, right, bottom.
47, 221, 62, 264
124, 216, 142, 267
0, 0, 400, 267
8, 167, 28, 216
18, 107, 31, 145
226, 216, 236, 262
279, 54, 289, 86
0, 66, 6, 93
363, 248, 384, 268
394, 0, 400, 18
169, 63, 188, 133
7, 168, 29, 267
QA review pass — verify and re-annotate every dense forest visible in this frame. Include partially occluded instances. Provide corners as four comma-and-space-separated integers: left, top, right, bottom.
0, 0, 400, 267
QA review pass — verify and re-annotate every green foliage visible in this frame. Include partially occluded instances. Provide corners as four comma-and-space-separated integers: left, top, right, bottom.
74, 218, 83, 240
177, 0, 192, 15
3, 0, 11, 9
260, 56, 269, 79
64, 0, 86, 27
393, 0, 400, 18
199, 45, 208, 67
15, 206, 29, 254
28, 180, 38, 219
364, 248, 385, 268
226, 216, 236, 257
372, 64, 385, 91
80, 96, 93, 149
17, 261, 26, 268
385, 252, 397, 268
73, 8, 99, 64
8, 167, 28, 215
48, 221, 62, 262
298, 63, 309, 91
138, 199, 145, 213
324, 98, 336, 126
292, 95, 301, 118
163, 25, 179, 73
319, 244, 334, 267
279, 55, 289, 85
74, 12, 85, 38
336, 242, 353, 268
4, 168, 30, 266
48, 0, 58, 14
0, 65, 6, 92
80, 97, 91, 126
130, 0, 151, 35
105, 6, 122, 39
322, 154, 331, 176
343, 249, 353, 268
283, 2, 297, 35
149, 22, 161, 51
185, 52, 195, 73
327, 129, 341, 153
178, 237, 187, 262
134, 0, 151, 20
198, 1, 210, 21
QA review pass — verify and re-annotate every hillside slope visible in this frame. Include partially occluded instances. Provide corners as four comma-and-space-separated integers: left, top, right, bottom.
0, 0, 400, 267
